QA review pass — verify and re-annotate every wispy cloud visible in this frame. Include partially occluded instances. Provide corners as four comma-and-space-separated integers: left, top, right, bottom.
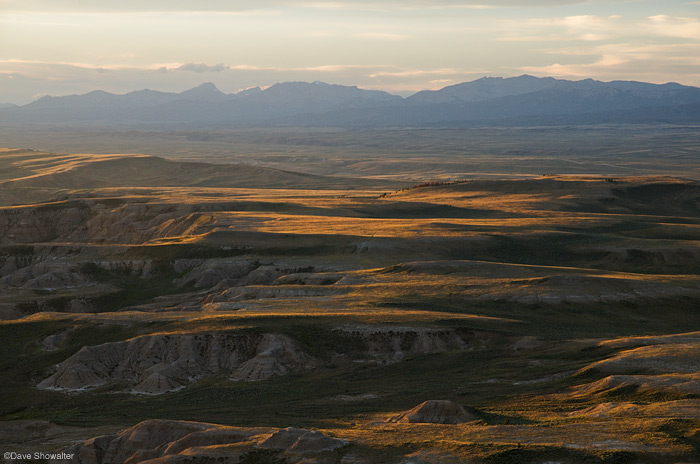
521, 42, 700, 84
297, 64, 383, 72
498, 15, 625, 42
497, 14, 700, 43
647, 15, 700, 40
0, 59, 181, 72
0, 60, 387, 76
174, 63, 229, 73
369, 68, 460, 78
493, 12, 700, 86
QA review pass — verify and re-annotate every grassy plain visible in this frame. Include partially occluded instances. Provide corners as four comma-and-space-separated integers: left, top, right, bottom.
2, 125, 700, 180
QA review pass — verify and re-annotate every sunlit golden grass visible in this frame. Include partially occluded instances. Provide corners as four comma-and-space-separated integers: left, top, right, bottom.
181, 211, 616, 238
599, 332, 700, 349
0, 149, 150, 183
0, 308, 512, 328
316, 394, 700, 458
320, 418, 685, 456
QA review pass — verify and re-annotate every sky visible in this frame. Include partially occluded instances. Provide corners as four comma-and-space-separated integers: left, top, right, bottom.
1, 0, 699, 104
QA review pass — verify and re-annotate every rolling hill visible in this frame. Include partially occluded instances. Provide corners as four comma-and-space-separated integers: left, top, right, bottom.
0, 148, 396, 206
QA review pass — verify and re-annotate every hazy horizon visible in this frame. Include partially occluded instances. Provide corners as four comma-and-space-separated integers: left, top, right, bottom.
9, 73, 700, 107
1, 0, 699, 105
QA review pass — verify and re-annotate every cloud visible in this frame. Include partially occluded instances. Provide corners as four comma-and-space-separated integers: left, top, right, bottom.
520, 42, 700, 84
296, 64, 382, 72
647, 15, 700, 40
497, 13, 700, 44
175, 63, 230, 73
505, 12, 700, 86
498, 14, 625, 42
0, 59, 181, 73
369, 68, 460, 78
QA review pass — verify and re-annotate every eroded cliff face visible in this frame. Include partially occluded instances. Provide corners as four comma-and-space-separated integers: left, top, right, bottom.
38, 327, 482, 395
0, 201, 213, 246
52, 419, 349, 464
333, 326, 471, 364
0, 204, 92, 244
0, 258, 87, 290
38, 333, 318, 394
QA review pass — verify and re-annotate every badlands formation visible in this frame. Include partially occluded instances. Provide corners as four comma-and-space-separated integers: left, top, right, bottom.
1, 148, 700, 463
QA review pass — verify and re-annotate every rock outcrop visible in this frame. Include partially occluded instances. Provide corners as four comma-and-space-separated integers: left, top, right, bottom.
213, 285, 348, 302
38, 326, 476, 395
0, 203, 92, 244
52, 420, 348, 464
0, 200, 213, 246
231, 334, 317, 381
0, 259, 87, 290
335, 326, 469, 364
174, 259, 259, 288
387, 400, 480, 424
258, 427, 348, 454
38, 332, 317, 394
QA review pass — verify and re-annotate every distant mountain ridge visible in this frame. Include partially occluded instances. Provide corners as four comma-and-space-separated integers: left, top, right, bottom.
408, 75, 561, 103
2, 75, 699, 127
407, 75, 694, 104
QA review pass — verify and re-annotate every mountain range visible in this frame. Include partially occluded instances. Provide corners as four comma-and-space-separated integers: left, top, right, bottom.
2, 75, 700, 127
